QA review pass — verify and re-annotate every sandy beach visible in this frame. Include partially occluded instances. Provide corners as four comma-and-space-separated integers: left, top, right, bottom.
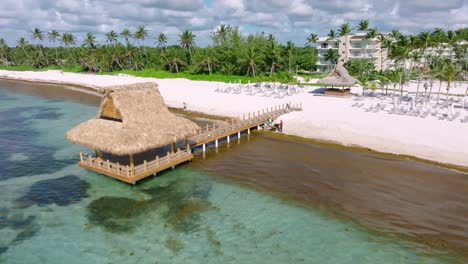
1, 69, 468, 168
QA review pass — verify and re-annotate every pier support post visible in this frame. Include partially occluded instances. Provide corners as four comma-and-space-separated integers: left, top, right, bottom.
247, 128, 250, 134
227, 135, 230, 143
237, 131, 241, 138
257, 125, 260, 130
215, 139, 218, 148
202, 144, 206, 152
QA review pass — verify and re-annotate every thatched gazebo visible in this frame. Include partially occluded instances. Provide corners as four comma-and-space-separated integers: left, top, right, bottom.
66, 82, 200, 183
318, 65, 359, 96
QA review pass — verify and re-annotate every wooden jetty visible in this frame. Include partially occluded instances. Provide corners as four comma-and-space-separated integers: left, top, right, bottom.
66, 82, 302, 184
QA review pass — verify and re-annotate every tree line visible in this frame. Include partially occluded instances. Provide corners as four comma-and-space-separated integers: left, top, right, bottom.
0, 22, 466, 85
0, 25, 317, 78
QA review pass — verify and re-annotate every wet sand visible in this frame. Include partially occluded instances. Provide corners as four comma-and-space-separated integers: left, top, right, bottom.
193, 135, 468, 257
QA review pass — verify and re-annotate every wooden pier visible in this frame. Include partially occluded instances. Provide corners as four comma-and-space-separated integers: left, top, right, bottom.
77, 103, 301, 183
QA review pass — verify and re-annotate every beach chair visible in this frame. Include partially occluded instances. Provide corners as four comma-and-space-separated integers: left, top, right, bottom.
448, 112, 460, 121
460, 116, 468, 123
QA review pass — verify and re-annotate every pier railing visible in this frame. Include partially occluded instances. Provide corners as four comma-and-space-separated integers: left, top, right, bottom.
79, 148, 193, 183
189, 103, 301, 144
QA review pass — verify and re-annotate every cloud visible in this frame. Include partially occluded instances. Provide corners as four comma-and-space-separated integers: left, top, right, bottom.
0, 0, 466, 47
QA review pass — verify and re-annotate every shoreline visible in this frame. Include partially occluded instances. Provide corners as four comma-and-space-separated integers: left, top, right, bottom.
1, 69, 468, 169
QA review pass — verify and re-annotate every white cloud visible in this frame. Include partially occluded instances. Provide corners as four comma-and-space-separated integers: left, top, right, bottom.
0, 0, 466, 46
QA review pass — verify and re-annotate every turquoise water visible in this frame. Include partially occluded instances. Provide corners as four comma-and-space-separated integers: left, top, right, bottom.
0, 88, 463, 263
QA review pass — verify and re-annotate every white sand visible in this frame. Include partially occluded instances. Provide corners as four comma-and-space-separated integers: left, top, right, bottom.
1, 69, 468, 167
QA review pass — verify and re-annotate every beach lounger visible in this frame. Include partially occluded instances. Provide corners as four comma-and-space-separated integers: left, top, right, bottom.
461, 116, 468, 123
448, 112, 460, 121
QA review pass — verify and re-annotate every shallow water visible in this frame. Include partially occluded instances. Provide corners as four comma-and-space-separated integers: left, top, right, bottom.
0, 85, 467, 263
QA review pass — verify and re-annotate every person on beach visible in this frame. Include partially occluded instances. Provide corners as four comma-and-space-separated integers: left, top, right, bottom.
279, 120, 283, 132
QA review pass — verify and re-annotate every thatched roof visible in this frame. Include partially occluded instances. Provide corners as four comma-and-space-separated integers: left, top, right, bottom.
66, 82, 200, 155
318, 65, 359, 87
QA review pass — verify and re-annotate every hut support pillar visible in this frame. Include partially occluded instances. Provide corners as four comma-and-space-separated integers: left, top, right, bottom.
129, 154, 134, 176
171, 143, 175, 153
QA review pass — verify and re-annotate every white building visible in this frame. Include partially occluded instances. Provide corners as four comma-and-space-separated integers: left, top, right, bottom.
316, 33, 389, 72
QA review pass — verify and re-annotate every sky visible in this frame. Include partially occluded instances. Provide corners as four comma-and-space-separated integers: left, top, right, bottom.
0, 0, 467, 47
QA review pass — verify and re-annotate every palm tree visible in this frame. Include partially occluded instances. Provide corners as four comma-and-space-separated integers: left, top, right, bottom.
83, 32, 96, 49
446, 30, 459, 61
179, 30, 196, 63
324, 48, 339, 68
17, 37, 30, 58
215, 24, 231, 44
266, 40, 281, 76
31, 28, 46, 65
327, 29, 337, 40
306, 33, 318, 46
239, 47, 262, 77
48, 30, 60, 64
156, 33, 168, 48
0, 38, 10, 65
390, 29, 401, 40
357, 20, 369, 32
285, 41, 295, 73
60, 33, 76, 62
439, 63, 459, 108
105, 30, 118, 45
418, 31, 431, 67
165, 48, 185, 73
338, 23, 352, 62
365, 28, 377, 64
376, 33, 390, 71
196, 48, 216, 75
134, 25, 148, 62
120, 28, 131, 46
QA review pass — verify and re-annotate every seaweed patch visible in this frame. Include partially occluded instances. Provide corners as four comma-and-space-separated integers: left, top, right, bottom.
0, 107, 76, 180
87, 176, 216, 234
0, 211, 40, 250
16, 175, 89, 207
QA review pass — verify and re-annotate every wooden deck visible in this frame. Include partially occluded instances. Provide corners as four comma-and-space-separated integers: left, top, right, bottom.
79, 103, 301, 183
79, 149, 193, 184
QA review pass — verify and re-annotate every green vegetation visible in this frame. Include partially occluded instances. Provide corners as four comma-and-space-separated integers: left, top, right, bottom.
0, 25, 318, 83
100, 69, 295, 83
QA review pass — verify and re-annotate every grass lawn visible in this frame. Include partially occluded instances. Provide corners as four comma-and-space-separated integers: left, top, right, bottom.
100, 69, 303, 83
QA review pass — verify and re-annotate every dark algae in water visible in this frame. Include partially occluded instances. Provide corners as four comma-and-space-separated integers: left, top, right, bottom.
16, 175, 89, 207
87, 175, 216, 234
0, 106, 76, 180
0, 210, 40, 254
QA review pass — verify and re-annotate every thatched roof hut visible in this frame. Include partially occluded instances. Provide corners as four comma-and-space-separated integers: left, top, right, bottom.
318, 65, 359, 87
66, 82, 200, 155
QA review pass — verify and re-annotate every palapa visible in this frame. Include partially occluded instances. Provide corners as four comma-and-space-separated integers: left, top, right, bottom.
66, 82, 200, 155
318, 65, 359, 87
